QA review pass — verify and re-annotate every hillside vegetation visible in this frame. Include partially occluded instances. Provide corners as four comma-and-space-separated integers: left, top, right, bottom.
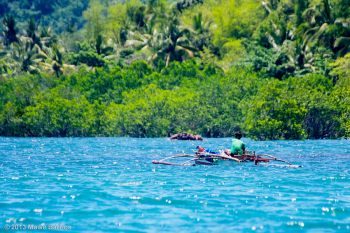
0, 0, 349, 139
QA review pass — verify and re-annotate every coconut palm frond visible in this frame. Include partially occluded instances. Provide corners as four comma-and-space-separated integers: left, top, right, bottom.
334, 37, 350, 48
265, 32, 279, 51
335, 18, 350, 29
304, 63, 317, 72
336, 47, 350, 58
310, 23, 329, 41
176, 45, 194, 58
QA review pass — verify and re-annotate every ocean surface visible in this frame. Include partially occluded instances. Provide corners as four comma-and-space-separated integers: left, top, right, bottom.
0, 137, 349, 233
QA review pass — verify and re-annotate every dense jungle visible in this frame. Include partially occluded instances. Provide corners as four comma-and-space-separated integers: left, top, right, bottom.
0, 0, 349, 140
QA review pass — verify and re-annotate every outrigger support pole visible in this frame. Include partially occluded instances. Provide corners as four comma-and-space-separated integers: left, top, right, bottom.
256, 154, 292, 165
152, 154, 197, 166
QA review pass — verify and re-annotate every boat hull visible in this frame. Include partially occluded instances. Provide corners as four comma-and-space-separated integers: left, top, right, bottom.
195, 158, 242, 166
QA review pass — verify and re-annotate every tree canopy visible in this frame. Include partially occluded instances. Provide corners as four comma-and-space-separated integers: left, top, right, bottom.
0, 0, 350, 139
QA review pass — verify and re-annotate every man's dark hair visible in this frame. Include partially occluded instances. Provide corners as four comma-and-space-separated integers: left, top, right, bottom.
235, 131, 242, 138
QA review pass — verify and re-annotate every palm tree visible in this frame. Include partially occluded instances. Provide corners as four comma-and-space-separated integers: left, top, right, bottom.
191, 12, 214, 51
295, 0, 307, 27
133, 6, 147, 29
264, 30, 318, 74
282, 39, 316, 72
301, 0, 336, 51
65, 22, 76, 33
125, 16, 158, 51
25, 18, 42, 48
334, 17, 350, 57
149, 17, 197, 66
1, 14, 19, 45
39, 43, 75, 78
8, 39, 44, 74
146, 0, 166, 21
112, 19, 132, 46
170, 0, 203, 14
0, 43, 10, 76
21, 19, 59, 52
125, 32, 155, 51
95, 34, 114, 55
193, 12, 212, 34
143, 15, 157, 35
40, 27, 58, 48
261, 0, 280, 14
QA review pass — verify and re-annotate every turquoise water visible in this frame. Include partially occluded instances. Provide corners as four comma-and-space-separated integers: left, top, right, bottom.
1, 137, 350, 232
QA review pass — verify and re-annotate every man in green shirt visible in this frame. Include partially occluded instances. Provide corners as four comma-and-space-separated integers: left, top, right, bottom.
225, 131, 245, 156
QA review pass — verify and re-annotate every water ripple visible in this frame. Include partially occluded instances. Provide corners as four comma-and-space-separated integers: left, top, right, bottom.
0, 137, 349, 232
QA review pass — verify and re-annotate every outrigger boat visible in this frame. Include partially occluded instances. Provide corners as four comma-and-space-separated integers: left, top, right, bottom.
152, 148, 302, 168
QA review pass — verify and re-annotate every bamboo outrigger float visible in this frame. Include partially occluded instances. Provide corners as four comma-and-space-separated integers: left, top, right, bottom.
152, 150, 302, 168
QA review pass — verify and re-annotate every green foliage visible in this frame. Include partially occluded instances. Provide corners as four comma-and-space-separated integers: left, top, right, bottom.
244, 73, 343, 140
330, 53, 350, 78
1, 14, 19, 45
244, 80, 308, 140
1, 59, 347, 139
84, 0, 107, 41
170, 0, 203, 14
1, 0, 350, 140
68, 51, 106, 67
0, 0, 89, 33
120, 48, 135, 58
331, 73, 350, 138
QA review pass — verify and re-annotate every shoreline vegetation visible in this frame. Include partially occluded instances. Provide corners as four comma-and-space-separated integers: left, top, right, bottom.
0, 0, 349, 140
